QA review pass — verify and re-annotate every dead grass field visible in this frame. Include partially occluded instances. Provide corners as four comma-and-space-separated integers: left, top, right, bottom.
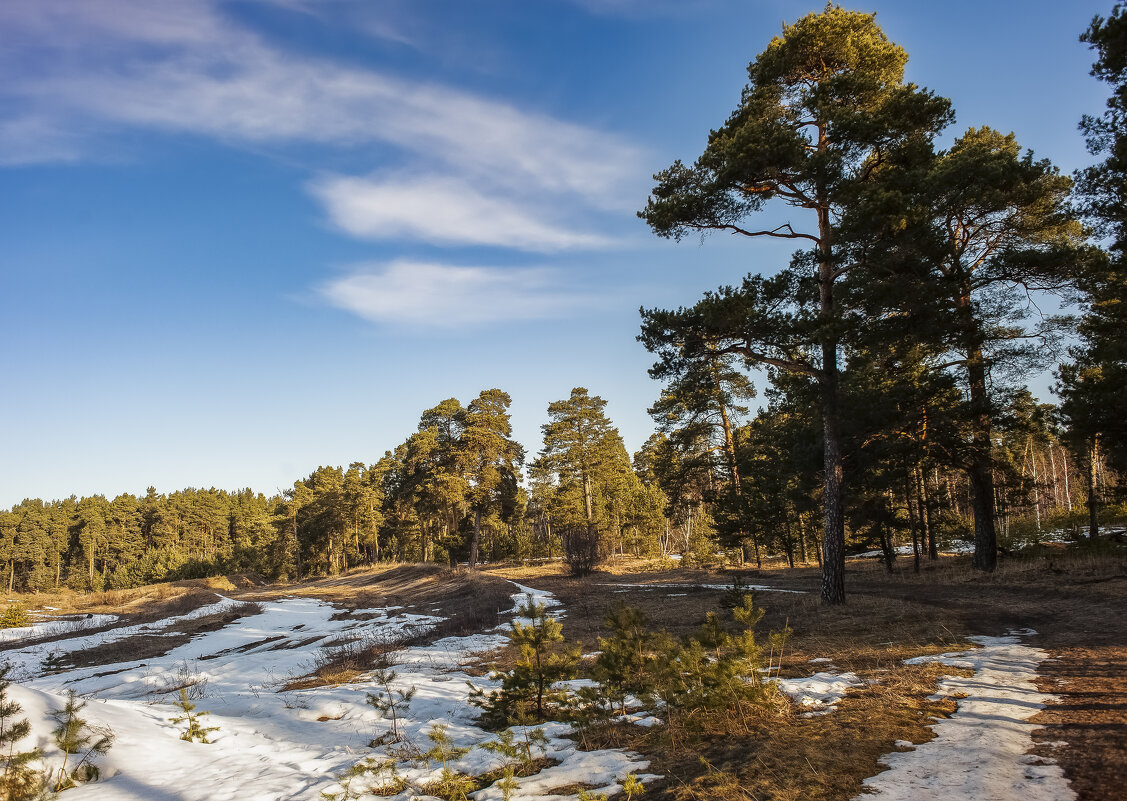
484, 548, 1127, 801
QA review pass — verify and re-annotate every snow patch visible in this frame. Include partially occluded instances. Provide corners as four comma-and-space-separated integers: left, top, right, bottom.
774, 671, 863, 715
856, 630, 1075, 801
0, 614, 119, 643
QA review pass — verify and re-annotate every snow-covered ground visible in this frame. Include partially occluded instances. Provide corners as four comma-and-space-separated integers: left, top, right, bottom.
856, 629, 1074, 801
595, 581, 805, 594
851, 543, 976, 559
1, 583, 658, 801
1, 582, 1074, 801
0, 614, 119, 644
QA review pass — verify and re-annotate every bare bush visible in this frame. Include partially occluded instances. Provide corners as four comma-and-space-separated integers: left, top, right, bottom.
562, 526, 603, 576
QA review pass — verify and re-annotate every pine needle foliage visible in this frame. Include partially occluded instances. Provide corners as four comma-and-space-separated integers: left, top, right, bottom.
320, 757, 405, 801
0, 665, 48, 801
622, 773, 646, 801
494, 766, 519, 801
421, 725, 474, 801
365, 668, 415, 745
422, 724, 470, 768
592, 605, 668, 716
594, 598, 789, 736
169, 688, 219, 744
424, 768, 476, 801
480, 727, 548, 773
0, 607, 31, 631
49, 691, 112, 792
469, 596, 579, 726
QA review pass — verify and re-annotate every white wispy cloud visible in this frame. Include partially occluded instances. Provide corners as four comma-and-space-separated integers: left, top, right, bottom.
309, 173, 614, 252
0, 0, 642, 205
318, 261, 595, 327
0, 0, 644, 254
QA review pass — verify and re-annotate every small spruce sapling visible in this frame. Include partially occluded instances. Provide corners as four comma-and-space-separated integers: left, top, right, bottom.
50, 690, 113, 791
480, 727, 548, 774
422, 724, 474, 801
494, 766, 519, 801
365, 668, 415, 745
593, 605, 664, 715
469, 596, 579, 726
321, 757, 405, 801
418, 724, 473, 801
0, 664, 48, 801
720, 576, 753, 609
39, 651, 66, 674
0, 605, 31, 630
170, 688, 219, 743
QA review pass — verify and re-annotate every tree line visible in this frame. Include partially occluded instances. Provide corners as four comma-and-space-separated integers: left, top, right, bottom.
0, 388, 667, 592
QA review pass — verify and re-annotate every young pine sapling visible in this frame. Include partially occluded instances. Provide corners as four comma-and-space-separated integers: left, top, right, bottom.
0, 664, 47, 801
50, 690, 113, 791
170, 687, 220, 743
365, 668, 415, 746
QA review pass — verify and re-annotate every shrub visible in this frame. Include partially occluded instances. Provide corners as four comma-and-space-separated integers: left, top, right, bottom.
592, 605, 669, 716
0, 604, 31, 630
562, 525, 603, 576
321, 758, 405, 801
365, 668, 415, 745
592, 598, 789, 738
469, 596, 579, 726
169, 688, 219, 743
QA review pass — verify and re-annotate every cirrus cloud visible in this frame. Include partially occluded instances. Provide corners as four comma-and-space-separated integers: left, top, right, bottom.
318, 261, 598, 327
309, 173, 615, 252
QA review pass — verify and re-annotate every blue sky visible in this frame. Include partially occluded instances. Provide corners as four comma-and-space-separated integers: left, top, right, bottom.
0, 0, 1113, 507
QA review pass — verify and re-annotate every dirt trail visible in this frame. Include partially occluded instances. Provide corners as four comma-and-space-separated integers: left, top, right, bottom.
842, 577, 1127, 801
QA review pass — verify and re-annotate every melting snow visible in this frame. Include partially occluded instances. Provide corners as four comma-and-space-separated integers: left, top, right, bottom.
0, 614, 120, 643
0, 583, 657, 801
856, 629, 1074, 801
774, 671, 863, 715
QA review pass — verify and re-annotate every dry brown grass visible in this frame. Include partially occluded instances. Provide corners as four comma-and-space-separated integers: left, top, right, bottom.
492, 566, 977, 801
485, 548, 1127, 801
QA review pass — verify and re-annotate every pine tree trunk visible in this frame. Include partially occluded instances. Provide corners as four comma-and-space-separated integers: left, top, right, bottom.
957, 284, 998, 572
469, 507, 482, 568
1087, 435, 1100, 541
905, 475, 921, 574
582, 473, 596, 553
922, 469, 938, 560
817, 200, 846, 604
783, 515, 795, 568
1062, 447, 1072, 511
